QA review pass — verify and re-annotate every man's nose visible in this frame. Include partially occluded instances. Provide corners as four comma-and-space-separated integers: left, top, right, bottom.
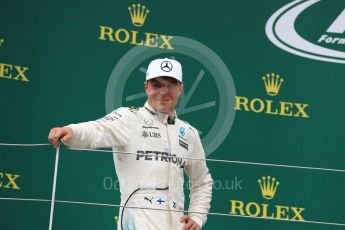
159, 85, 169, 93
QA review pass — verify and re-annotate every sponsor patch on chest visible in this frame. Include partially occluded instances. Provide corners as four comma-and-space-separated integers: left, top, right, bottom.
142, 131, 161, 138
179, 139, 188, 150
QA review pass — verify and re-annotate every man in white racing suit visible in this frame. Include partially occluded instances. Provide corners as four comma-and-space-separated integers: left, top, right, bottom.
48, 58, 213, 230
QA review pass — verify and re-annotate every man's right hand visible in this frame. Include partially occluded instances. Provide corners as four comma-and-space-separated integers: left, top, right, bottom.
48, 127, 73, 148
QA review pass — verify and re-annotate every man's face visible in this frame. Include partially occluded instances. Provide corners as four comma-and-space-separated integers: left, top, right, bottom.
145, 77, 183, 115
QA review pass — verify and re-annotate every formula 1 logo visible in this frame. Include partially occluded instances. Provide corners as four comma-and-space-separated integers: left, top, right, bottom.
266, 0, 345, 64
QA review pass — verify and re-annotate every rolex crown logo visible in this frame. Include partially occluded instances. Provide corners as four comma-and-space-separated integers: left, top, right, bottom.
258, 176, 279, 200
0, 38, 4, 46
262, 73, 284, 96
128, 3, 149, 27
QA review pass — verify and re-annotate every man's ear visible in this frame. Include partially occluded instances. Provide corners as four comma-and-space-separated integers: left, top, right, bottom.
144, 81, 148, 91
179, 84, 184, 95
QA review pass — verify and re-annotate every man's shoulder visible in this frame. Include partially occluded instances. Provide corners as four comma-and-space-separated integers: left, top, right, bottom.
110, 106, 142, 115
100, 106, 143, 122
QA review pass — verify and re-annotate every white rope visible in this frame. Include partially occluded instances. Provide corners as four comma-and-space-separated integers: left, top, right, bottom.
48, 147, 60, 230
67, 147, 345, 173
0, 142, 344, 173
0, 143, 51, 146
0, 197, 344, 227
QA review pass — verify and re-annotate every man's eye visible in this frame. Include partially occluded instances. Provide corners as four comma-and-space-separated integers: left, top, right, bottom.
152, 83, 160, 88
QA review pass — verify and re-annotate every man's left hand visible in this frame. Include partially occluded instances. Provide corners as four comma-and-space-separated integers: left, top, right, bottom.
180, 215, 200, 230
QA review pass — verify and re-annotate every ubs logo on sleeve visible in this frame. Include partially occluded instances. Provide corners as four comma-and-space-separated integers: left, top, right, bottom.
142, 131, 161, 138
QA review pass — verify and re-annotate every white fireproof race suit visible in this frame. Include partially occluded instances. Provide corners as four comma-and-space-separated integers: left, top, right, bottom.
64, 102, 213, 229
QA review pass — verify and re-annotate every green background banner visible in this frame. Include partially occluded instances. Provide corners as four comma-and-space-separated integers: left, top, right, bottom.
1, 0, 344, 229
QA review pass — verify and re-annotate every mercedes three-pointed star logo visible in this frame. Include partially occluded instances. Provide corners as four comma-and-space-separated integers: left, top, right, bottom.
160, 60, 173, 72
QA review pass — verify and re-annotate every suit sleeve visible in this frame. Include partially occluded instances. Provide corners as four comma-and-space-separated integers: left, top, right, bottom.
63, 108, 131, 149
184, 130, 213, 228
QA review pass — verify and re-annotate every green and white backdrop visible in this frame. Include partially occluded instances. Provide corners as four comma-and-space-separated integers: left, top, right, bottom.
0, 0, 344, 229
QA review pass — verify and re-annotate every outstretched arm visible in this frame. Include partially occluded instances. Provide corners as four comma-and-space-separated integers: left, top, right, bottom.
47, 107, 132, 149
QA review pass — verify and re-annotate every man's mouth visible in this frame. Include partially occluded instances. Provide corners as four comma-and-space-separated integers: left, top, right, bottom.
157, 99, 170, 102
